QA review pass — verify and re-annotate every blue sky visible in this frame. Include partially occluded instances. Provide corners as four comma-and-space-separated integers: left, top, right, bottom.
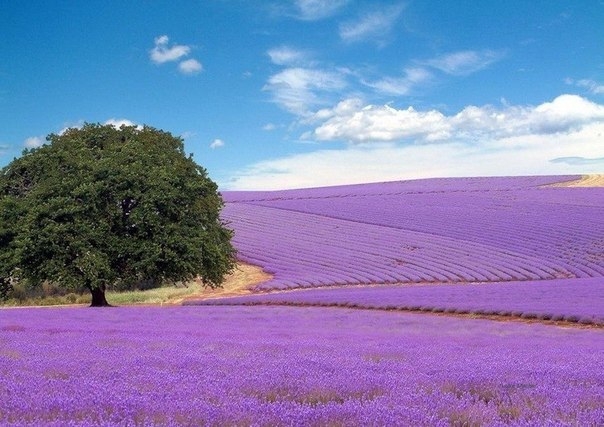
1, 0, 603, 190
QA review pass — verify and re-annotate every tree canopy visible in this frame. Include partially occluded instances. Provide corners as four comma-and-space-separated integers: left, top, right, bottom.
0, 124, 236, 306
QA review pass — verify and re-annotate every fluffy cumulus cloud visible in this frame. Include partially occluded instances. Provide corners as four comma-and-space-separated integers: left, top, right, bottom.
178, 58, 203, 74
225, 94, 604, 190
150, 35, 190, 64
294, 0, 349, 21
339, 3, 404, 43
305, 94, 604, 143
150, 35, 202, 75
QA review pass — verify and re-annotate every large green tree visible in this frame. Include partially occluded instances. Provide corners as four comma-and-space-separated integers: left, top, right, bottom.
0, 124, 236, 306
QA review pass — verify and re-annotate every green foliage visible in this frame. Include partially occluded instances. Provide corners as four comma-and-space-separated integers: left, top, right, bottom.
0, 124, 236, 302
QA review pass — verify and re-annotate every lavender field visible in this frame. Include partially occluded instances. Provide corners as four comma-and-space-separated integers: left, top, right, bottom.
194, 276, 604, 326
215, 175, 604, 323
221, 176, 604, 290
1, 306, 603, 426
3, 175, 604, 425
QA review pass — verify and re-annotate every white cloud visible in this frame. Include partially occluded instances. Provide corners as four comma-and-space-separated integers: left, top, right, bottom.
263, 67, 348, 115
263, 47, 503, 120
306, 98, 450, 143
551, 156, 604, 166
423, 50, 505, 76
362, 67, 433, 96
155, 35, 169, 45
225, 121, 604, 190
359, 50, 501, 97
294, 0, 349, 20
566, 78, 604, 95
339, 4, 404, 43
210, 138, 225, 149
149, 35, 202, 75
225, 94, 604, 190
267, 46, 311, 66
263, 123, 277, 131
150, 35, 191, 64
178, 58, 203, 74
306, 94, 604, 143
24, 136, 44, 149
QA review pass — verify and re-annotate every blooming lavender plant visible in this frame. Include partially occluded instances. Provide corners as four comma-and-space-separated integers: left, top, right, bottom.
193, 277, 604, 325
1, 305, 603, 426
220, 176, 604, 290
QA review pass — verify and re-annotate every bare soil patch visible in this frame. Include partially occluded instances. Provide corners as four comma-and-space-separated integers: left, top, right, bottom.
177, 263, 272, 304
549, 174, 604, 187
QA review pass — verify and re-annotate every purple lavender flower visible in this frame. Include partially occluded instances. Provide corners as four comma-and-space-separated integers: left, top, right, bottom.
1, 305, 603, 425
221, 176, 604, 291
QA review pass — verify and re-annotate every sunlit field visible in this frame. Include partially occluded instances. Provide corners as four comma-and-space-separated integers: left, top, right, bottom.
2, 175, 604, 426
2, 306, 603, 426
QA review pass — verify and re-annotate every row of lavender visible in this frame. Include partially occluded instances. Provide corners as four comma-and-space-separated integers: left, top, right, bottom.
221, 176, 604, 290
191, 277, 604, 325
225, 203, 574, 289
222, 175, 581, 201
1, 305, 603, 425
240, 185, 604, 278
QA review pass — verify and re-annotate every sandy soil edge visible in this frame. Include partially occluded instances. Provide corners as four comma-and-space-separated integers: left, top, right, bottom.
178, 263, 272, 304
549, 174, 604, 187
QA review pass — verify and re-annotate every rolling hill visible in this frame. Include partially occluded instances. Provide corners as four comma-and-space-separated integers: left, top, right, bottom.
189, 175, 604, 325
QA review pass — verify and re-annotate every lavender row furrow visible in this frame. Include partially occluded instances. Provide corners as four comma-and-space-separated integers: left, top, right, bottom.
243, 192, 600, 268
242, 187, 602, 250
223, 202, 576, 290
232, 228, 401, 285
193, 277, 604, 325
244, 189, 604, 267
231, 228, 399, 288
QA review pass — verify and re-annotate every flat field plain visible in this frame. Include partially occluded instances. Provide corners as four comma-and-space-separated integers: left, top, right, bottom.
2, 175, 604, 426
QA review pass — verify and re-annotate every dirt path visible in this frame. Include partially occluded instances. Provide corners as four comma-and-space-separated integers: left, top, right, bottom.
177, 263, 272, 304
177, 266, 600, 330
550, 174, 604, 187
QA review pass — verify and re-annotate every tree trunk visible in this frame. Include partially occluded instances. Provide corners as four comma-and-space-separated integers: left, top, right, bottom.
89, 285, 112, 307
